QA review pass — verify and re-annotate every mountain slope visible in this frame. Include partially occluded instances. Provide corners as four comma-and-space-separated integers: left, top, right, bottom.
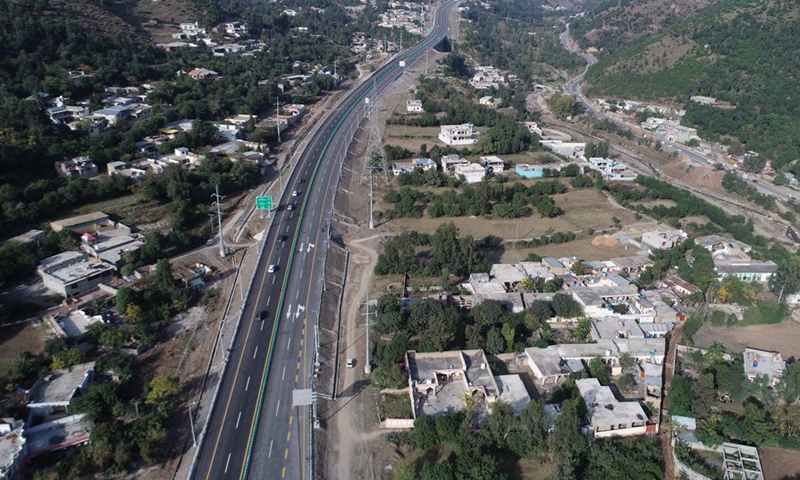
580, 0, 800, 168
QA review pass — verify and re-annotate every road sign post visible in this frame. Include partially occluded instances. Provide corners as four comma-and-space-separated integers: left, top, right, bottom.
256, 196, 273, 218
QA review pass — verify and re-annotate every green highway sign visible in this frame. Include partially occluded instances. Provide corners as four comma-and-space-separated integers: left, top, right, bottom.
256, 196, 273, 210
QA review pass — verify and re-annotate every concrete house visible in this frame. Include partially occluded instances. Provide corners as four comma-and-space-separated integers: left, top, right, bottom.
406, 99, 424, 113
480, 156, 505, 173
577, 378, 650, 439
439, 124, 478, 146
453, 163, 486, 184
743, 348, 786, 387
26, 362, 95, 416
38, 252, 116, 298
54, 156, 98, 180
413, 158, 437, 171
441, 154, 469, 174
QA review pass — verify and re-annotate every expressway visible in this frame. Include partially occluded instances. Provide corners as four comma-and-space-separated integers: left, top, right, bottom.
559, 25, 793, 203
188, 2, 460, 479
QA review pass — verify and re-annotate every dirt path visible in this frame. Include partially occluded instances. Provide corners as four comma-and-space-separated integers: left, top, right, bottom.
329, 240, 380, 480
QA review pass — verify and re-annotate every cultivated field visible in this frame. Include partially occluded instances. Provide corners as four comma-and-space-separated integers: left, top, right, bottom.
760, 447, 800, 480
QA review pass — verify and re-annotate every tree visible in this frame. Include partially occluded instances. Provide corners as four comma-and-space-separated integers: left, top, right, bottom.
408, 298, 443, 331
471, 300, 505, 327
410, 414, 439, 449
485, 327, 506, 355
501, 324, 516, 352
588, 358, 609, 385
780, 362, 800, 403
50, 347, 85, 370
374, 310, 404, 335
435, 412, 464, 445
420, 462, 456, 480
573, 317, 592, 342
692, 373, 716, 418
571, 260, 586, 275
770, 255, 800, 301
548, 93, 577, 120
668, 375, 694, 417
552, 293, 583, 318
619, 353, 636, 370
145, 376, 179, 405
392, 460, 416, 480
553, 399, 588, 461
519, 399, 547, 454
528, 300, 555, 323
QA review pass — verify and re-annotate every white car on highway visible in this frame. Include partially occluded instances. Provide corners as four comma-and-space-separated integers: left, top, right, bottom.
268, 264, 277, 273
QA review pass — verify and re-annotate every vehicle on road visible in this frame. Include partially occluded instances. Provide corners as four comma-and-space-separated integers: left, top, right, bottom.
268, 264, 277, 273
206, 238, 215, 246
287, 204, 294, 211
292, 190, 299, 197
299, 178, 305, 184
346, 358, 356, 368
259, 310, 268, 321
278, 235, 287, 242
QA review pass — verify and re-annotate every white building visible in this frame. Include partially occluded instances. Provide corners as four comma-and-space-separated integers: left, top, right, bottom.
641, 230, 687, 252
439, 123, 478, 146
392, 162, 415, 176
453, 163, 486, 184
479, 96, 502, 108
406, 99, 424, 113
480, 156, 505, 173
577, 378, 649, 439
540, 140, 586, 159
441, 154, 469, 174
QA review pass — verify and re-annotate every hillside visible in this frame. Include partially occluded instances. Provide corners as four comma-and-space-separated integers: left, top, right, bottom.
570, 0, 723, 53
579, 0, 800, 168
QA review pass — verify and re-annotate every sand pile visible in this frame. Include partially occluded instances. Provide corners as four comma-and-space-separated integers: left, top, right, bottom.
591, 235, 621, 246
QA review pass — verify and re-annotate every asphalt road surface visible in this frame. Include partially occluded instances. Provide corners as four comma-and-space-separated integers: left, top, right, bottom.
188, 2, 460, 479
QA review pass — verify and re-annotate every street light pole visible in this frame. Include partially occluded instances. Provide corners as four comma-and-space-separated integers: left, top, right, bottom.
211, 185, 226, 258
364, 290, 371, 374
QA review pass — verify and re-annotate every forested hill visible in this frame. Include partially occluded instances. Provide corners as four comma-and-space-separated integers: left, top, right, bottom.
578, 0, 800, 169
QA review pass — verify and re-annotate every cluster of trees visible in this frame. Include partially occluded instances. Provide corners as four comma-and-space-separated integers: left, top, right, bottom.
720, 172, 776, 211
460, 0, 584, 85
380, 180, 566, 221
608, 176, 789, 263
115, 259, 195, 341
69, 354, 180, 475
669, 349, 800, 449
0, 176, 132, 236
515, 231, 577, 248
374, 223, 489, 278
372, 297, 559, 389
548, 94, 579, 120
396, 389, 662, 479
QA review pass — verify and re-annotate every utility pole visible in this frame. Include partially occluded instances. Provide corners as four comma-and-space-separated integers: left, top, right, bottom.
364, 290, 371, 374
276, 96, 283, 143
212, 185, 226, 258
188, 406, 197, 446
369, 162, 374, 229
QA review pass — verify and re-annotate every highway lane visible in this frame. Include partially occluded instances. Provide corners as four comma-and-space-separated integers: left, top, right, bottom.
188, 2, 459, 479
559, 25, 793, 203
